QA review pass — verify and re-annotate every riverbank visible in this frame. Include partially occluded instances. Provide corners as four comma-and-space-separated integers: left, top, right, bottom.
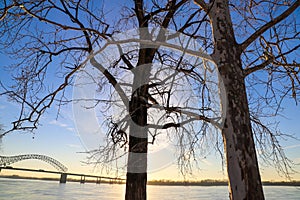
148, 179, 300, 186
1, 175, 299, 186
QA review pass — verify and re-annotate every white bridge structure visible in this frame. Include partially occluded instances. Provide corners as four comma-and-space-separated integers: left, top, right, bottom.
0, 154, 68, 172
0, 154, 124, 184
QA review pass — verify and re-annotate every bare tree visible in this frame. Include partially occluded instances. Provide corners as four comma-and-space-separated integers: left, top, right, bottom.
78, 25, 223, 179
193, 0, 300, 199
0, 0, 299, 200
0, 1, 210, 199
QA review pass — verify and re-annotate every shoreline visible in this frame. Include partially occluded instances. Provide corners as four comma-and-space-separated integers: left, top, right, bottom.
1, 175, 299, 186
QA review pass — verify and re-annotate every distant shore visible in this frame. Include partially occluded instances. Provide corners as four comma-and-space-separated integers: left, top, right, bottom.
1, 175, 299, 186
148, 179, 300, 186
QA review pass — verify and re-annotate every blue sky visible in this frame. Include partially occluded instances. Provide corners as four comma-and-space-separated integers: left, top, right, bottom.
1, 48, 300, 181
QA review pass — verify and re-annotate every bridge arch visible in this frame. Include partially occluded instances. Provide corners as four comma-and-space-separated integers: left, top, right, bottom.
0, 154, 68, 172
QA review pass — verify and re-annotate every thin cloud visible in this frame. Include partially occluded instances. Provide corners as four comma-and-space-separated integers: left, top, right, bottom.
201, 158, 213, 166
49, 120, 68, 127
66, 127, 75, 132
283, 144, 300, 149
67, 143, 82, 149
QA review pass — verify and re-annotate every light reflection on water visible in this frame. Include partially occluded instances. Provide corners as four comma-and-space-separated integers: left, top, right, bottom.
0, 178, 299, 200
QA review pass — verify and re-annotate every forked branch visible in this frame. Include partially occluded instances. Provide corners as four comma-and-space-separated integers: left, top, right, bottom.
240, 0, 300, 50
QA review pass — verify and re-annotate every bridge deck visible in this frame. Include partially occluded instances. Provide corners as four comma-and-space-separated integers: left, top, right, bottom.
0, 166, 125, 182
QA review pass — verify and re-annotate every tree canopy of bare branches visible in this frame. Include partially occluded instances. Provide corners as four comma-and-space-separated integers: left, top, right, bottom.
0, 0, 299, 200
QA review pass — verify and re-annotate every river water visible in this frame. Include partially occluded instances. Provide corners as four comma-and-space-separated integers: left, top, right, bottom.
0, 178, 299, 199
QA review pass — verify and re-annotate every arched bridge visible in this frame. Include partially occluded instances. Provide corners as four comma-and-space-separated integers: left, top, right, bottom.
0, 154, 68, 172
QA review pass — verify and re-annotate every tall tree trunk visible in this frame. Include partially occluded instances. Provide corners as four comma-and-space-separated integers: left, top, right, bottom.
210, 1, 264, 199
125, 46, 155, 200
125, 93, 148, 200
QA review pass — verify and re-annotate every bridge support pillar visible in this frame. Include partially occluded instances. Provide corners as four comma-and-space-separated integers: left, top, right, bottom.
96, 177, 101, 184
60, 173, 67, 183
80, 176, 85, 184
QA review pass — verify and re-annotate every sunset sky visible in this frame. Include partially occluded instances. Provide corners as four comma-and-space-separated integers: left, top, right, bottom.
1, 0, 300, 182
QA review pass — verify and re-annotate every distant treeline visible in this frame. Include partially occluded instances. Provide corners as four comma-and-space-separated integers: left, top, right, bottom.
1, 175, 300, 186
148, 179, 228, 186
148, 179, 300, 187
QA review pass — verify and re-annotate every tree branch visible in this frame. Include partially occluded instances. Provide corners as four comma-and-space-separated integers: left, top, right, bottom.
0, 63, 81, 136
18, 4, 108, 39
193, 0, 209, 12
134, 0, 146, 26
244, 44, 300, 76
240, 0, 300, 50
149, 105, 222, 129
90, 56, 130, 110
0, 1, 17, 21
59, 0, 93, 52
147, 118, 197, 130
161, 0, 188, 28
40, 47, 89, 56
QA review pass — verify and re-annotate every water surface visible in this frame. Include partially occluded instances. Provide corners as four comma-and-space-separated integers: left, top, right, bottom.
0, 178, 299, 199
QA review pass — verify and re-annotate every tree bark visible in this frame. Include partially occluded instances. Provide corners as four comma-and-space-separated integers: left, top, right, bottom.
210, 1, 264, 199
125, 91, 148, 200
125, 46, 155, 200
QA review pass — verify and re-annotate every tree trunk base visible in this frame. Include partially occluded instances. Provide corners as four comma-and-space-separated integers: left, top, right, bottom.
125, 172, 147, 200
